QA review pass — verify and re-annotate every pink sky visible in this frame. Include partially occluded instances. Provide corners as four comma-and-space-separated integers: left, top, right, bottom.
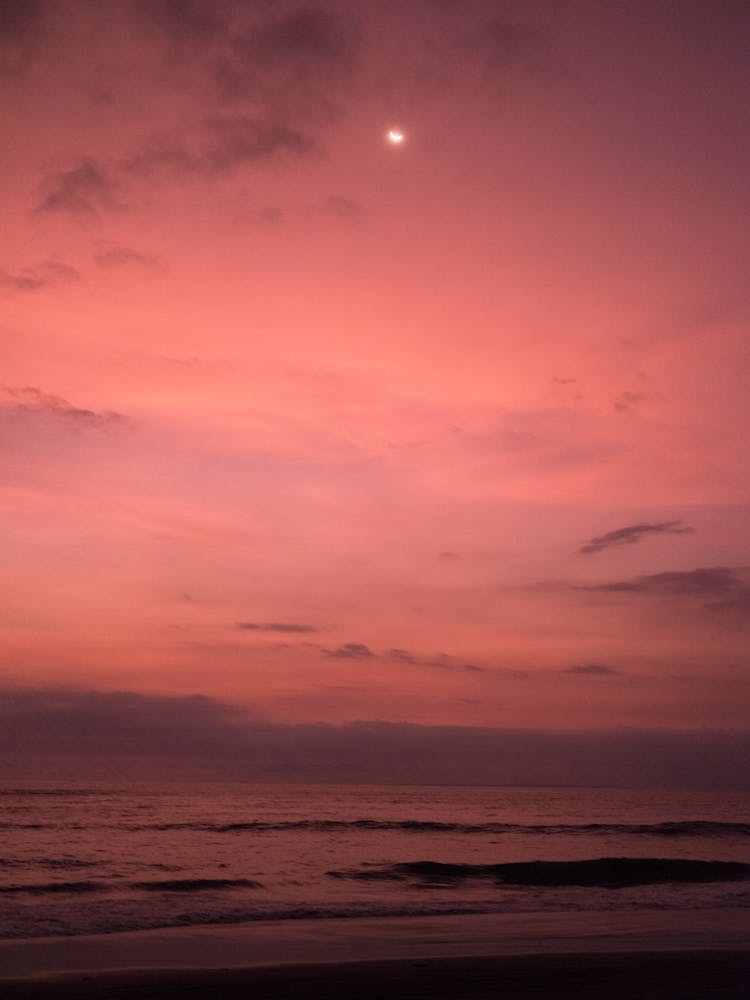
2, 1, 749, 738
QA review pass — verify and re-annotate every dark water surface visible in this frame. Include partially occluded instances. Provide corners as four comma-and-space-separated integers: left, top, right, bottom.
2, 782, 748, 938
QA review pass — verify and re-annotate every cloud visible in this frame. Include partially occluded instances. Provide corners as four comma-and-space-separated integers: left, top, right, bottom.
613, 390, 649, 413
479, 17, 548, 68
219, 7, 362, 106
0, 259, 81, 292
236, 622, 318, 634
34, 158, 121, 217
579, 567, 750, 624
201, 115, 315, 171
125, 115, 315, 180
0, 0, 49, 75
36, 116, 314, 221
579, 520, 693, 555
587, 567, 742, 596
564, 663, 620, 676
2, 686, 748, 788
93, 242, 160, 269
131, 0, 230, 50
318, 196, 366, 223
388, 648, 416, 662
326, 642, 375, 659
2, 385, 125, 429
385, 647, 486, 674
463, 15, 552, 94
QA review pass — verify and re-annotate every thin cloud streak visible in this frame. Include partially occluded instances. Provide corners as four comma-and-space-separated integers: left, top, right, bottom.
579, 521, 693, 555
236, 622, 319, 634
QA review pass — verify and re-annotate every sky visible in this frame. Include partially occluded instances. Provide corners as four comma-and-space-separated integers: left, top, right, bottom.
1, 1, 749, 783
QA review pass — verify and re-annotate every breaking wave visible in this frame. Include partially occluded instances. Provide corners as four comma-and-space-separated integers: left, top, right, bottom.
328, 857, 750, 888
1, 877, 263, 896
2, 817, 749, 836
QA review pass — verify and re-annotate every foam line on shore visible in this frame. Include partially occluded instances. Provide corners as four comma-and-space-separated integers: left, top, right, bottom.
0, 908, 747, 981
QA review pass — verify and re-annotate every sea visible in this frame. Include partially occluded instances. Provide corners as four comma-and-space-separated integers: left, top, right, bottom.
1, 782, 748, 940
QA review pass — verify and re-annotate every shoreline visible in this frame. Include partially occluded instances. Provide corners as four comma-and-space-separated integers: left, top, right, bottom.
1, 908, 747, 980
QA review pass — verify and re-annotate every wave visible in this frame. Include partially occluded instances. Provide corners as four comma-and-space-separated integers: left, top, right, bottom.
2, 818, 748, 837
0, 858, 99, 869
328, 857, 750, 888
0, 881, 107, 895
128, 878, 262, 892
0, 788, 109, 797
0, 877, 263, 896
112, 819, 750, 836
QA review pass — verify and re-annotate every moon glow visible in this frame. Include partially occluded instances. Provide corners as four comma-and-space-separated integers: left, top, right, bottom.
388, 129, 405, 144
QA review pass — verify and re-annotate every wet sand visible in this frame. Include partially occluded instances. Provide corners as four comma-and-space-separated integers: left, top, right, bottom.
1, 909, 747, 998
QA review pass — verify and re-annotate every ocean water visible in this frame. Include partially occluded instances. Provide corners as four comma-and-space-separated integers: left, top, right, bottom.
1, 782, 748, 939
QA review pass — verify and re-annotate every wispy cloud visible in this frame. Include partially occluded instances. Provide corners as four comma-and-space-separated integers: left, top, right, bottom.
127, 116, 316, 178
219, 7, 362, 106
578, 567, 750, 623
2, 385, 125, 429
93, 242, 160, 269
325, 642, 375, 659
579, 520, 693, 555
0, 259, 81, 292
318, 195, 366, 223
564, 663, 620, 676
236, 622, 318, 634
131, 0, 229, 51
585, 567, 741, 596
34, 158, 121, 217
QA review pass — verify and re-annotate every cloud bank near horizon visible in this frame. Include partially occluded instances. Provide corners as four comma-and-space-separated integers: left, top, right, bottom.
1, 687, 748, 789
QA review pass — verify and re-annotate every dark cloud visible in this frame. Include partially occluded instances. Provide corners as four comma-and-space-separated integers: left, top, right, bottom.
479, 18, 548, 68
318, 195, 366, 223
579, 520, 693, 555
258, 204, 283, 223
613, 390, 648, 413
93, 242, 160, 269
587, 567, 742, 596
464, 14, 552, 94
2, 386, 125, 429
708, 590, 750, 618
388, 648, 416, 662
236, 622, 318, 634
0, 259, 81, 292
37, 116, 314, 221
564, 663, 620, 676
202, 115, 314, 171
34, 158, 121, 217
326, 642, 375, 659
580, 566, 750, 624
2, 686, 748, 788
0, 0, 49, 75
126, 116, 315, 178
386, 647, 486, 673
131, 0, 230, 49
219, 7, 362, 108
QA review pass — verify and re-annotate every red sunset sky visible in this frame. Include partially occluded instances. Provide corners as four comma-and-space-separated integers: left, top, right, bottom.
1, 1, 749, 776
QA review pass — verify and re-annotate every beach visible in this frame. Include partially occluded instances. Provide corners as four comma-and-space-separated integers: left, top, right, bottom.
1, 909, 748, 998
